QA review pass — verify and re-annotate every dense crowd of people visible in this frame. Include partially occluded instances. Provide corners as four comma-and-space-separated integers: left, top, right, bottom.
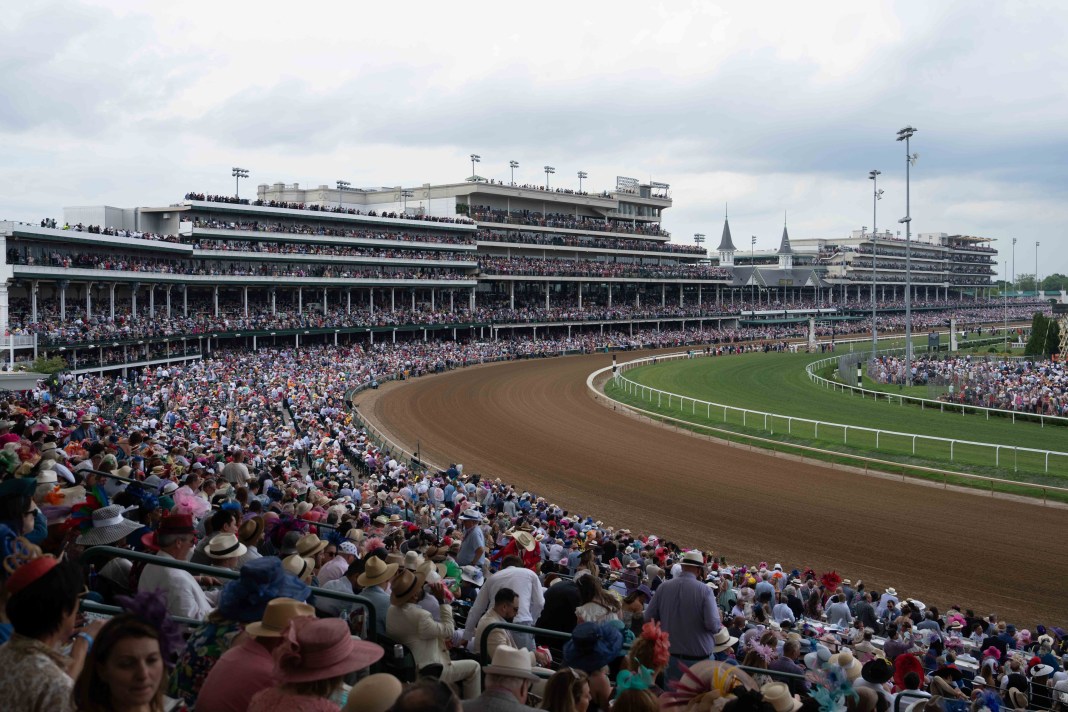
477, 229, 704, 256
191, 219, 476, 246
870, 356, 1068, 416
5, 296, 1047, 351
479, 256, 730, 280
185, 192, 475, 225
0, 333, 1064, 712
470, 207, 669, 237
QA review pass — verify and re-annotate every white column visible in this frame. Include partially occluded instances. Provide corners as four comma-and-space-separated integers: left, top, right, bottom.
578, 282, 583, 309
322, 288, 327, 314
243, 286, 249, 317
85, 282, 92, 319
149, 285, 155, 318
698, 285, 702, 307
608, 283, 612, 307
346, 290, 351, 315
183, 287, 188, 317
431, 289, 435, 311
31, 281, 39, 323
271, 289, 276, 315
469, 288, 475, 311
213, 285, 219, 316
370, 289, 375, 316
510, 282, 515, 310
411, 289, 415, 310
0, 284, 9, 337
545, 282, 549, 310
391, 288, 396, 312
661, 284, 666, 307
450, 290, 454, 312
165, 285, 172, 318
297, 287, 302, 313
59, 282, 67, 320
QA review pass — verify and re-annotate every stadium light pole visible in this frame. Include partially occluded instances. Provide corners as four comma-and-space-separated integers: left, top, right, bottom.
336, 180, 350, 208
896, 125, 917, 386
694, 233, 705, 255
509, 160, 519, 186
470, 154, 481, 179
578, 170, 587, 193
544, 165, 555, 189
401, 189, 414, 214
1036, 240, 1040, 294
869, 169, 883, 355
232, 167, 249, 199
1003, 259, 1008, 351
1011, 237, 1017, 294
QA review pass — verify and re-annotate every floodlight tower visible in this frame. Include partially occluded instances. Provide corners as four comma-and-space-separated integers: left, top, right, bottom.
896, 125, 917, 385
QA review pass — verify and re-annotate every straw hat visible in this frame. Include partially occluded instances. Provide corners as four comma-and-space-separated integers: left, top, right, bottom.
295, 533, 328, 558
238, 516, 264, 546
713, 628, 739, 653
513, 530, 536, 552
206, 533, 247, 560
357, 557, 399, 588
282, 554, 316, 583
273, 617, 384, 683
343, 673, 403, 712
832, 649, 862, 680
75, 504, 143, 547
761, 682, 803, 712
245, 597, 315, 638
483, 645, 540, 681
389, 567, 427, 606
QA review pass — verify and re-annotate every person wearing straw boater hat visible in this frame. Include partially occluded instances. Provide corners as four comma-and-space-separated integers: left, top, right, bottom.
282, 554, 316, 584
387, 565, 482, 699
356, 555, 399, 637
205, 532, 247, 570
644, 549, 722, 683
465, 644, 542, 712
236, 515, 264, 566
247, 617, 384, 712
139, 513, 221, 620
198, 597, 316, 712
456, 507, 486, 568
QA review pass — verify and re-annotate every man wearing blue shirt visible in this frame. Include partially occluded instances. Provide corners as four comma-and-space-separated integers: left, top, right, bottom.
645, 550, 722, 682
457, 509, 485, 567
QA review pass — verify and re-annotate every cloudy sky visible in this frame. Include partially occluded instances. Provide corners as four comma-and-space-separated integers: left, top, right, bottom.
2, 0, 1066, 280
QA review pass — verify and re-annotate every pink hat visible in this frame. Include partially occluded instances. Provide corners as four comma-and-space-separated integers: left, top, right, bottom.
274, 617, 384, 683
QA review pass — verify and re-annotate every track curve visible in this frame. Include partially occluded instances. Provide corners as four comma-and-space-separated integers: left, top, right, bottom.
361, 348, 1068, 627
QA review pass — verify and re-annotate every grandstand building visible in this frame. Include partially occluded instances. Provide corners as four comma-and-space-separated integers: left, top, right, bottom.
0, 174, 1011, 375
718, 226, 998, 302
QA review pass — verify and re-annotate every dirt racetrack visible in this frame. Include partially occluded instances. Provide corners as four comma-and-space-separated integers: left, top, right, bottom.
361, 348, 1068, 627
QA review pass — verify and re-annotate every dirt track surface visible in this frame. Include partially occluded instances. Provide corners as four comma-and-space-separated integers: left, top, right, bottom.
360, 349, 1068, 627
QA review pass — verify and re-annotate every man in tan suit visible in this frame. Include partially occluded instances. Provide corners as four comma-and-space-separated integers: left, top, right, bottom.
386, 567, 482, 699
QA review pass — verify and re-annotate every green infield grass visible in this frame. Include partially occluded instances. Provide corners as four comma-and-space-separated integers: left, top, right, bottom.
604, 347, 1068, 498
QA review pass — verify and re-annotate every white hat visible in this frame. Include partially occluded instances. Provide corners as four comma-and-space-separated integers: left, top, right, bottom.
459, 509, 482, 522
206, 532, 247, 559
460, 565, 484, 586
713, 628, 739, 652
483, 645, 540, 681
679, 550, 705, 567
338, 541, 360, 557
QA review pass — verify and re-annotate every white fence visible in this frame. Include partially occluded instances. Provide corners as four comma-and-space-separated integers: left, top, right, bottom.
805, 353, 1068, 428
610, 351, 1068, 475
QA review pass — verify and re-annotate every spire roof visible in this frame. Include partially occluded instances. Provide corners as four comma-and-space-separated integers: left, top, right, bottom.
717, 216, 737, 251
777, 224, 794, 255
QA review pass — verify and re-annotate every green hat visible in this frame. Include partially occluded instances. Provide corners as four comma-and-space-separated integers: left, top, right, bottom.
0, 477, 37, 499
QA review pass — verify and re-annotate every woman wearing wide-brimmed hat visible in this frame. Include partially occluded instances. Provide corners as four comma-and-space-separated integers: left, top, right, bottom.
74, 503, 145, 602
247, 617, 384, 712
170, 556, 310, 707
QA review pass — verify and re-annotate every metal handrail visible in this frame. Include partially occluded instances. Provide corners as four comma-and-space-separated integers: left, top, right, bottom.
80, 545, 379, 640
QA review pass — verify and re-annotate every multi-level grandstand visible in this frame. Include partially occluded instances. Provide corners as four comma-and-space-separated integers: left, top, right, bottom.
0, 173, 1039, 374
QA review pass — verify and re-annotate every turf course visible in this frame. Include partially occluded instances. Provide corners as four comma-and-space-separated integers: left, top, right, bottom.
605, 348, 1068, 492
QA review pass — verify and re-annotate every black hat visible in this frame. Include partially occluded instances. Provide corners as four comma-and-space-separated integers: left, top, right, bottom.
861, 658, 894, 685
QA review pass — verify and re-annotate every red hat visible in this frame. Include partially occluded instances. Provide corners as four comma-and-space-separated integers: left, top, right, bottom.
141, 513, 195, 550
6, 555, 60, 595
894, 654, 925, 690
274, 617, 383, 683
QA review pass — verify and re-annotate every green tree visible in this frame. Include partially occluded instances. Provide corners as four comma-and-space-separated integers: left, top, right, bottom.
1041, 273, 1068, 292
28, 356, 68, 375
1044, 318, 1061, 356
1024, 313, 1047, 355
1016, 273, 1037, 292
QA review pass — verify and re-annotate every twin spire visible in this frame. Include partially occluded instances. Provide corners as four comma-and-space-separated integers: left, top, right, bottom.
716, 205, 793, 257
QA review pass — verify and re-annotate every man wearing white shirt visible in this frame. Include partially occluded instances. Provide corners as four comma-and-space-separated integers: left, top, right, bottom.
139, 514, 220, 620
465, 556, 544, 652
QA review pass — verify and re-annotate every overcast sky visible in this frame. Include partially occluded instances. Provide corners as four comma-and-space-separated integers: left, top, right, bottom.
2, 0, 1066, 280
